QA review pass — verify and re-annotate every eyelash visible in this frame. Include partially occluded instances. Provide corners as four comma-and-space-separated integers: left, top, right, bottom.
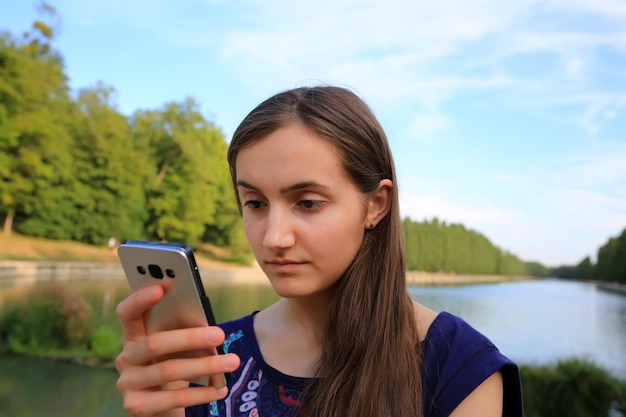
242, 200, 265, 211
242, 199, 324, 212
298, 200, 324, 210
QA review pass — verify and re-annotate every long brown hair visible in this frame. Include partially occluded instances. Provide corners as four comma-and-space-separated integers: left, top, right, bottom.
227, 86, 423, 417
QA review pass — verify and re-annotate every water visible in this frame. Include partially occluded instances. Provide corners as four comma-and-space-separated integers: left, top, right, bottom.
1, 278, 625, 416
408, 278, 626, 378
0, 355, 125, 417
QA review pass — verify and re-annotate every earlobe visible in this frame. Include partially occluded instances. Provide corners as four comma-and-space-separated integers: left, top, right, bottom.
365, 179, 393, 229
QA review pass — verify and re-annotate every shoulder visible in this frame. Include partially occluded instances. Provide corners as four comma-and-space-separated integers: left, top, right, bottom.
413, 301, 438, 341
421, 311, 523, 417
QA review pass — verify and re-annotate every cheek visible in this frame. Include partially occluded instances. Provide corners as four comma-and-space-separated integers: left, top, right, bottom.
311, 216, 365, 261
242, 217, 262, 247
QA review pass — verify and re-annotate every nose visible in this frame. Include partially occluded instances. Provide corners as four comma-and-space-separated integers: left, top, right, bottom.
262, 207, 295, 250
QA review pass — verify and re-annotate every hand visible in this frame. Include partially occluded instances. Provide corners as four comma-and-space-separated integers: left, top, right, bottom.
115, 284, 240, 417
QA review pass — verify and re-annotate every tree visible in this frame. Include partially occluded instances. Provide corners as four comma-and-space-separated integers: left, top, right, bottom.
65, 84, 148, 243
402, 217, 530, 275
595, 228, 626, 283
0, 14, 73, 236
132, 99, 238, 248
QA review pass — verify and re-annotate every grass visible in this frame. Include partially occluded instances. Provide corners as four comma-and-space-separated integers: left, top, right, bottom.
0, 233, 243, 267
0, 234, 119, 262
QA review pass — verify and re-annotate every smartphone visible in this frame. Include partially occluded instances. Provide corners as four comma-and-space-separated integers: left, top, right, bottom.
117, 239, 229, 386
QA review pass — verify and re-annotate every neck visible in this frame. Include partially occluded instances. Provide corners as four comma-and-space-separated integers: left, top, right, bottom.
254, 289, 335, 378
273, 286, 335, 343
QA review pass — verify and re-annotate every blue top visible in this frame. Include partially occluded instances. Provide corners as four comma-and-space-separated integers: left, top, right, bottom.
186, 311, 523, 417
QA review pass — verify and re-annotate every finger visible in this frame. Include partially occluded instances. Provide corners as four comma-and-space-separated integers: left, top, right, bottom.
128, 326, 226, 365
209, 371, 228, 389
122, 384, 229, 417
116, 285, 164, 343
119, 353, 240, 392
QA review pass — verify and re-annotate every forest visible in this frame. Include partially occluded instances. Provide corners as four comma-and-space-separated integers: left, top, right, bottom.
1, 12, 625, 283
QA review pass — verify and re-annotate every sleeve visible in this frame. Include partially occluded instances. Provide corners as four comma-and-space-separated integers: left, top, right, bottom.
422, 312, 524, 417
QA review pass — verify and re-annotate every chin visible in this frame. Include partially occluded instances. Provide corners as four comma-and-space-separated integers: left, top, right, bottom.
269, 280, 336, 301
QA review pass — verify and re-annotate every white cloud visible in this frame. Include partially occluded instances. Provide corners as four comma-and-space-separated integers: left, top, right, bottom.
408, 110, 451, 141
27, 0, 624, 265
398, 190, 527, 234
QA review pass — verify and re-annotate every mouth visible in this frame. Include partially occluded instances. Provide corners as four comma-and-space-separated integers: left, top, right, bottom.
265, 259, 307, 273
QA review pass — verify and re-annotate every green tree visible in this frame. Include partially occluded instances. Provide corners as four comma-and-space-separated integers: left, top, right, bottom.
0, 15, 73, 237
402, 217, 532, 275
595, 228, 626, 283
132, 99, 238, 248
58, 84, 149, 243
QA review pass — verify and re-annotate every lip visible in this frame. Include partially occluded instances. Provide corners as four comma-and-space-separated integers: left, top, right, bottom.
265, 259, 306, 274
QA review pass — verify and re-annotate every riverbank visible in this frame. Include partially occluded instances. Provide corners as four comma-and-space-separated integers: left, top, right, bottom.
0, 259, 533, 287
597, 282, 626, 296
1, 235, 536, 286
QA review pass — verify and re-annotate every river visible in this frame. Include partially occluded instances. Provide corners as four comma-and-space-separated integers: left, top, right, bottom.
1, 278, 625, 416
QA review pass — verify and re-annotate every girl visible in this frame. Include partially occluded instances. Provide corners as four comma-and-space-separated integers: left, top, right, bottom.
115, 86, 523, 417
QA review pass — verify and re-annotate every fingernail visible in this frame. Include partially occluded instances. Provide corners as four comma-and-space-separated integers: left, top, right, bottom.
205, 329, 222, 344
216, 386, 228, 398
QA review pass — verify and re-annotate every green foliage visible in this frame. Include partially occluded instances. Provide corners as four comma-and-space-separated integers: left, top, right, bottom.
520, 358, 626, 417
594, 228, 626, 284
1, 283, 92, 353
89, 325, 122, 361
402, 217, 529, 275
552, 227, 626, 284
132, 98, 241, 248
0, 302, 20, 353
0, 15, 247, 259
0, 23, 74, 238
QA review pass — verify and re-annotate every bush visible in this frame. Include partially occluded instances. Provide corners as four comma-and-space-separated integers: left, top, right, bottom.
90, 324, 122, 361
0, 303, 20, 353
2, 282, 92, 353
521, 358, 626, 417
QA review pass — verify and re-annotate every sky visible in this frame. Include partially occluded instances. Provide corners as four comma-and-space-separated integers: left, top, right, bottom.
1, 0, 625, 267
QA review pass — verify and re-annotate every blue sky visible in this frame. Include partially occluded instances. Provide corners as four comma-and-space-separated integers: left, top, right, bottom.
2, 0, 625, 266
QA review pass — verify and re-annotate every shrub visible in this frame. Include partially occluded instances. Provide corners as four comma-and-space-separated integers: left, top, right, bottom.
90, 324, 122, 361
3, 282, 92, 353
521, 358, 626, 417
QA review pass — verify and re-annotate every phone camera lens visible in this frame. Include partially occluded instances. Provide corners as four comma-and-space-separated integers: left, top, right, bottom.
148, 264, 164, 279
165, 269, 176, 278
136, 265, 147, 275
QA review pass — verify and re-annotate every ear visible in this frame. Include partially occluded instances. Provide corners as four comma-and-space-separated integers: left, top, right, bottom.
364, 179, 393, 229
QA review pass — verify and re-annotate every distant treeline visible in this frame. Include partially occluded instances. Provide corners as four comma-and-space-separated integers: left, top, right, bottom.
403, 218, 531, 276
1, 13, 625, 282
551, 228, 626, 284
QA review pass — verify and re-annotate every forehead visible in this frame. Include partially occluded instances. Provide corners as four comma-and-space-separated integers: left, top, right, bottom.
235, 124, 348, 187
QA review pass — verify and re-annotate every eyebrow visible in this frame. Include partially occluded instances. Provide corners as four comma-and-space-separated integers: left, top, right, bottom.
236, 180, 330, 194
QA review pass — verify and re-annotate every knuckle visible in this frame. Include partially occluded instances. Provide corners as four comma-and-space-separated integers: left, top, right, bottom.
115, 300, 127, 319
116, 375, 128, 393
158, 361, 178, 382
114, 351, 127, 372
169, 388, 190, 409
123, 395, 144, 417
143, 334, 160, 357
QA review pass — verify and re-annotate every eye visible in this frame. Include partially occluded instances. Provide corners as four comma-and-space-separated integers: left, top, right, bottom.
298, 200, 324, 210
243, 200, 266, 210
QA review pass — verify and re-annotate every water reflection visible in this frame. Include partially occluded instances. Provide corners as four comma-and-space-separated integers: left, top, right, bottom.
408, 279, 626, 378
1, 277, 625, 417
0, 355, 124, 417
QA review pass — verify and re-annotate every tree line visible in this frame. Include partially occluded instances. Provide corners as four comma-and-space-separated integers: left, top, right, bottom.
551, 228, 626, 284
403, 218, 531, 275
1, 11, 624, 282
0, 15, 249, 260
